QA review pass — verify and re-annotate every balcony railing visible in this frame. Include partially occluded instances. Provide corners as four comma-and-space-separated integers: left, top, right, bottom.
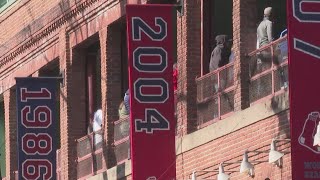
74, 116, 130, 179
113, 116, 130, 165
196, 63, 235, 128
248, 36, 288, 104
76, 129, 106, 179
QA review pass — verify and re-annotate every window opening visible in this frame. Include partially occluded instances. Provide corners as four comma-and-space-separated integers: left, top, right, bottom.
202, 0, 233, 75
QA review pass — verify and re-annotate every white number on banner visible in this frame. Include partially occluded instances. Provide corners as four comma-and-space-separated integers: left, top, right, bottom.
22, 159, 52, 180
133, 47, 167, 72
132, 17, 167, 41
135, 109, 170, 134
21, 88, 51, 102
294, 38, 320, 59
22, 106, 52, 128
132, 16, 170, 134
293, 0, 320, 59
134, 78, 168, 103
293, 0, 320, 23
22, 133, 52, 155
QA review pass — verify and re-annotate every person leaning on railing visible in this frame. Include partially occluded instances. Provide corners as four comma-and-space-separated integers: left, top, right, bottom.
119, 101, 129, 119
209, 35, 232, 73
209, 35, 233, 92
256, 7, 274, 64
257, 7, 273, 49
92, 109, 104, 146
124, 89, 130, 114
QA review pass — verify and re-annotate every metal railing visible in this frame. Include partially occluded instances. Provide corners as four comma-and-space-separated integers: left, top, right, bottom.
113, 116, 130, 165
196, 63, 235, 128
76, 129, 105, 179
248, 36, 288, 104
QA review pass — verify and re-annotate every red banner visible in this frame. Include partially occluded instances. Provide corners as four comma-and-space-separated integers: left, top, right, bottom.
288, 0, 320, 179
16, 78, 58, 180
126, 4, 176, 180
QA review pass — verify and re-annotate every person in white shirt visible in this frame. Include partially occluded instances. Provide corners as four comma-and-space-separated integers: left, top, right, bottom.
92, 109, 103, 146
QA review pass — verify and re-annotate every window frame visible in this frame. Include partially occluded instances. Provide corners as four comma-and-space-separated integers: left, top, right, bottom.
0, 0, 17, 13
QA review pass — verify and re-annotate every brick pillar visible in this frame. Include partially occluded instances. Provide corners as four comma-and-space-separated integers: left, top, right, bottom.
176, 0, 201, 135
3, 88, 17, 179
233, 0, 257, 111
99, 28, 109, 169
100, 24, 122, 168
59, 29, 87, 179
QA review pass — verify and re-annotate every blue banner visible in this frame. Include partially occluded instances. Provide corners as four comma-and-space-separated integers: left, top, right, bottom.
16, 78, 58, 180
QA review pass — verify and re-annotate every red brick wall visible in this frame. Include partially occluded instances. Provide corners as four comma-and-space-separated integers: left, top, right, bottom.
59, 28, 88, 179
233, 0, 258, 111
0, 0, 60, 43
176, 110, 291, 180
3, 88, 17, 180
176, 0, 201, 136
103, 22, 123, 167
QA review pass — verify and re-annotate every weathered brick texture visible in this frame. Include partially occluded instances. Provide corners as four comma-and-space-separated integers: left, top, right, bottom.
176, 111, 291, 180
3, 88, 17, 180
103, 22, 123, 167
176, 0, 201, 136
59, 28, 87, 179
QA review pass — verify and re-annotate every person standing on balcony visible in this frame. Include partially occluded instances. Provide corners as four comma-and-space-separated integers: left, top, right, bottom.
254, 7, 274, 74
124, 89, 130, 114
209, 35, 232, 92
92, 109, 103, 146
209, 35, 232, 72
257, 7, 274, 49
119, 101, 129, 119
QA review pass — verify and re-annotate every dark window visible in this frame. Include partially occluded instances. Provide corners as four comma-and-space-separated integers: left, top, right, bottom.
86, 44, 101, 127
202, 0, 233, 75
0, 0, 16, 12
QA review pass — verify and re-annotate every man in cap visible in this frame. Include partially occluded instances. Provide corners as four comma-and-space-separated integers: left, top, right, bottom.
252, 7, 274, 95
254, 7, 274, 67
209, 35, 232, 92
209, 35, 232, 72
257, 7, 273, 48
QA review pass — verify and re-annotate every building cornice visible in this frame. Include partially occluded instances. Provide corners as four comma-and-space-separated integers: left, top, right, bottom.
0, 0, 100, 69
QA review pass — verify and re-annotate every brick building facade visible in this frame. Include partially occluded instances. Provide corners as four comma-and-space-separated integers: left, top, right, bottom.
0, 0, 290, 179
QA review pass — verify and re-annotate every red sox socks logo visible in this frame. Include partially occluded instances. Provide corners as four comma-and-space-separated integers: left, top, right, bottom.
299, 112, 320, 153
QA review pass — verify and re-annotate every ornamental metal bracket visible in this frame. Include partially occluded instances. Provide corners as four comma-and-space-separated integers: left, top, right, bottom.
176, 0, 184, 17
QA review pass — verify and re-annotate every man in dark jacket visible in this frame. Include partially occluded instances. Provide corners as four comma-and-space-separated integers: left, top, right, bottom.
209, 35, 232, 72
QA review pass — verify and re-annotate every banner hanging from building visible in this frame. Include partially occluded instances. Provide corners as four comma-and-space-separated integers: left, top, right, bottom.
288, 0, 320, 179
126, 4, 177, 180
16, 78, 58, 180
